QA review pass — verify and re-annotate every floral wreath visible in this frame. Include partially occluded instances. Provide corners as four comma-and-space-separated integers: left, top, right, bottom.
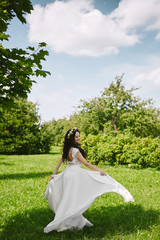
67, 127, 78, 139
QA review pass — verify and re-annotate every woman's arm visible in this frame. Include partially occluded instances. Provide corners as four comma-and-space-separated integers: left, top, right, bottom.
49, 155, 63, 181
76, 151, 107, 176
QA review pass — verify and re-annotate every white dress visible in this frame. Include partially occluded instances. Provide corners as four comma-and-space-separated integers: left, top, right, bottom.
44, 148, 134, 233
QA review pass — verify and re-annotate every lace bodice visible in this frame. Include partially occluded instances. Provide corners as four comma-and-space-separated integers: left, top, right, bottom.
67, 148, 81, 166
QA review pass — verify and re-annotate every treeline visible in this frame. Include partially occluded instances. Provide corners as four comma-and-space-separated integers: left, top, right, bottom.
0, 76, 160, 168
46, 76, 160, 141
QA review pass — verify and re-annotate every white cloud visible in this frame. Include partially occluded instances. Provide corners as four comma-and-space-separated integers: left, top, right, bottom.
27, 0, 144, 57
111, 0, 160, 41
124, 55, 160, 89
111, 0, 160, 29
128, 65, 160, 107
27, 0, 160, 57
133, 68, 160, 87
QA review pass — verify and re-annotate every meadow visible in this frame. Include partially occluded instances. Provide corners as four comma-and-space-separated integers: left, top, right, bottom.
0, 146, 159, 240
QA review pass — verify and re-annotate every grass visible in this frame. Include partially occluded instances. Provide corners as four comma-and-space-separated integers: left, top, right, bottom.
0, 146, 160, 240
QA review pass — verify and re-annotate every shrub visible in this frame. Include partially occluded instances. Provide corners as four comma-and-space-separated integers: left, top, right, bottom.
82, 132, 160, 168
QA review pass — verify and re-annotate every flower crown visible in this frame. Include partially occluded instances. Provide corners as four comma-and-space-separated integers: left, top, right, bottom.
67, 128, 78, 139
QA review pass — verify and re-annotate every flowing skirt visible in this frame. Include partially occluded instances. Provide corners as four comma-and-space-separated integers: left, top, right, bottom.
44, 165, 134, 233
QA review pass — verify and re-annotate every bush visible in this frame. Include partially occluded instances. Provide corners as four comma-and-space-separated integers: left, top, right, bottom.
82, 131, 160, 168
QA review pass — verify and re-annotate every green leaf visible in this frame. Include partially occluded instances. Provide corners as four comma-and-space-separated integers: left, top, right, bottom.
38, 42, 47, 47
27, 46, 35, 51
0, 33, 9, 40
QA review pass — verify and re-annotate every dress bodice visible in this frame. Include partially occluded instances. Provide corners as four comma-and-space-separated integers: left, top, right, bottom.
67, 148, 81, 166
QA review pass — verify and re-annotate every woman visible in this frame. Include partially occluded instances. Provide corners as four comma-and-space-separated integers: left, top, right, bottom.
44, 128, 134, 233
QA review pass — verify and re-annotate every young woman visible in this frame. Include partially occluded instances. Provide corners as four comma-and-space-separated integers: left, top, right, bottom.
44, 128, 134, 233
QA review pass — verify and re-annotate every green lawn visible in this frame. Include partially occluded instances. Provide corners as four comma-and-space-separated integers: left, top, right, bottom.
0, 146, 160, 240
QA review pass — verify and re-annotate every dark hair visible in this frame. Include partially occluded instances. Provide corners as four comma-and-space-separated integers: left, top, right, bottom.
62, 128, 86, 162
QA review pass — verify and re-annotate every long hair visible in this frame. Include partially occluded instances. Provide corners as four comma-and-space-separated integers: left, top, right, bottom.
62, 128, 86, 162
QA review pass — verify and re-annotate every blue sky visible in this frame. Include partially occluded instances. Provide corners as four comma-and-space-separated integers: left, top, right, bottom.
5, 0, 160, 122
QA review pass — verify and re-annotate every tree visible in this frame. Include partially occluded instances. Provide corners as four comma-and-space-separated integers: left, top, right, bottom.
73, 75, 160, 137
100, 75, 160, 136
0, 0, 50, 107
0, 98, 52, 154
46, 118, 71, 145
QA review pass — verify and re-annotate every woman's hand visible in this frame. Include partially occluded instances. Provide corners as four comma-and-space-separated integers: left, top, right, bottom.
49, 176, 54, 181
49, 174, 56, 181
99, 170, 107, 176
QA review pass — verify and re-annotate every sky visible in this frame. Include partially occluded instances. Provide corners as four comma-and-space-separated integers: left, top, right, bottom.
5, 0, 160, 122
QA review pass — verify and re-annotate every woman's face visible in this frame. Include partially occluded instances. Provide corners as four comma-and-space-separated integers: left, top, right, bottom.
74, 131, 80, 144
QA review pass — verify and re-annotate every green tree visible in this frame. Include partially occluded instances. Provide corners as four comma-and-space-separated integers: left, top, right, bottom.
73, 75, 160, 137
46, 118, 71, 145
0, 0, 50, 107
0, 98, 52, 154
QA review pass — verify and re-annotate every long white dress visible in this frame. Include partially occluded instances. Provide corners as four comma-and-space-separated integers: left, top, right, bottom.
44, 148, 134, 233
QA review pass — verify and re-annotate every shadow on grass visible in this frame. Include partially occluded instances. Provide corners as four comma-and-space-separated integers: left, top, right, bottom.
0, 161, 15, 166
0, 172, 51, 180
1, 204, 159, 240
48, 152, 61, 155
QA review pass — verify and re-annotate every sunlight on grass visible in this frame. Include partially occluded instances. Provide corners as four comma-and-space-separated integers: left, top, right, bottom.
0, 147, 160, 240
